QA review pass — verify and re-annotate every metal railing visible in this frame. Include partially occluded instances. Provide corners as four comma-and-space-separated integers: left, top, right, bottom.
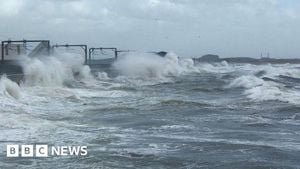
1, 40, 50, 62
52, 44, 88, 64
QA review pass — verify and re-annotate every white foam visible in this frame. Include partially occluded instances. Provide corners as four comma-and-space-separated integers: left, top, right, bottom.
227, 75, 264, 89
96, 72, 110, 80
73, 88, 129, 98
261, 64, 300, 78
235, 63, 300, 78
19, 52, 94, 87
0, 75, 21, 99
153, 125, 195, 130
245, 84, 300, 104
228, 64, 300, 104
113, 52, 200, 80
196, 62, 234, 74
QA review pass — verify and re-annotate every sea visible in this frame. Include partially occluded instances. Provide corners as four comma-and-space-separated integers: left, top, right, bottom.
0, 52, 300, 169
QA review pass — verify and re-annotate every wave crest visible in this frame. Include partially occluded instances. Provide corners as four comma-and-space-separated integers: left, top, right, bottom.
113, 52, 198, 79
20, 52, 94, 87
0, 75, 21, 99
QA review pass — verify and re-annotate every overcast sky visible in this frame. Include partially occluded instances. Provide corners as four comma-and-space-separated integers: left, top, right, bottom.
0, 0, 300, 58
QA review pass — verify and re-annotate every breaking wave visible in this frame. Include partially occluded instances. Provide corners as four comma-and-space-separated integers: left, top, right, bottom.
244, 84, 300, 104
227, 64, 300, 104
228, 75, 265, 89
1, 50, 300, 106
0, 75, 21, 99
112, 52, 197, 79
20, 52, 94, 87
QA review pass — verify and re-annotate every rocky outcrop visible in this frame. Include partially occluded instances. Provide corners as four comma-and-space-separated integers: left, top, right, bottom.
194, 54, 220, 62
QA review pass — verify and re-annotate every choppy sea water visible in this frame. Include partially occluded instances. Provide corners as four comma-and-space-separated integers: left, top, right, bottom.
1, 52, 300, 168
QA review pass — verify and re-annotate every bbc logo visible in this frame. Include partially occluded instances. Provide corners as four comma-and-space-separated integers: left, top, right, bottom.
6, 145, 87, 157
7, 145, 48, 157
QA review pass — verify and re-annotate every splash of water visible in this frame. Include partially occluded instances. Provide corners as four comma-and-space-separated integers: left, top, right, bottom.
19, 52, 94, 87
0, 75, 21, 99
227, 64, 300, 104
228, 75, 265, 89
112, 52, 198, 79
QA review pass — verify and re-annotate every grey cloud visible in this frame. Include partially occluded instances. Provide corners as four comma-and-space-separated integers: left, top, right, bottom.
0, 0, 299, 58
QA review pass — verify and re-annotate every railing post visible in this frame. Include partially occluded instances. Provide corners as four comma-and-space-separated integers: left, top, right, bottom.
88, 48, 92, 64
114, 48, 118, 60
47, 41, 50, 56
1, 42, 4, 62
84, 45, 87, 64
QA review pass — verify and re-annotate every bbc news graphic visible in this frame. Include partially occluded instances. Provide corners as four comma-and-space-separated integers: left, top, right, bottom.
6, 145, 87, 157
1, 0, 300, 168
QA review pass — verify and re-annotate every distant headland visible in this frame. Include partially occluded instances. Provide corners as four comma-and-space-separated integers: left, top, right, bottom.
193, 54, 300, 64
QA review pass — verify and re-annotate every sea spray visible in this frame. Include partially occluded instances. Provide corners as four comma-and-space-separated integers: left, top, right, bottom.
97, 72, 110, 80
0, 75, 21, 99
113, 52, 167, 78
196, 61, 234, 74
113, 52, 199, 79
19, 52, 94, 87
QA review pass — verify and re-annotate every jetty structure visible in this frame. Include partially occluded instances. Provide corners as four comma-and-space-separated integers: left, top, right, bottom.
0, 39, 130, 82
0, 40, 51, 82
52, 44, 88, 64
88, 47, 134, 72
3, 39, 299, 83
